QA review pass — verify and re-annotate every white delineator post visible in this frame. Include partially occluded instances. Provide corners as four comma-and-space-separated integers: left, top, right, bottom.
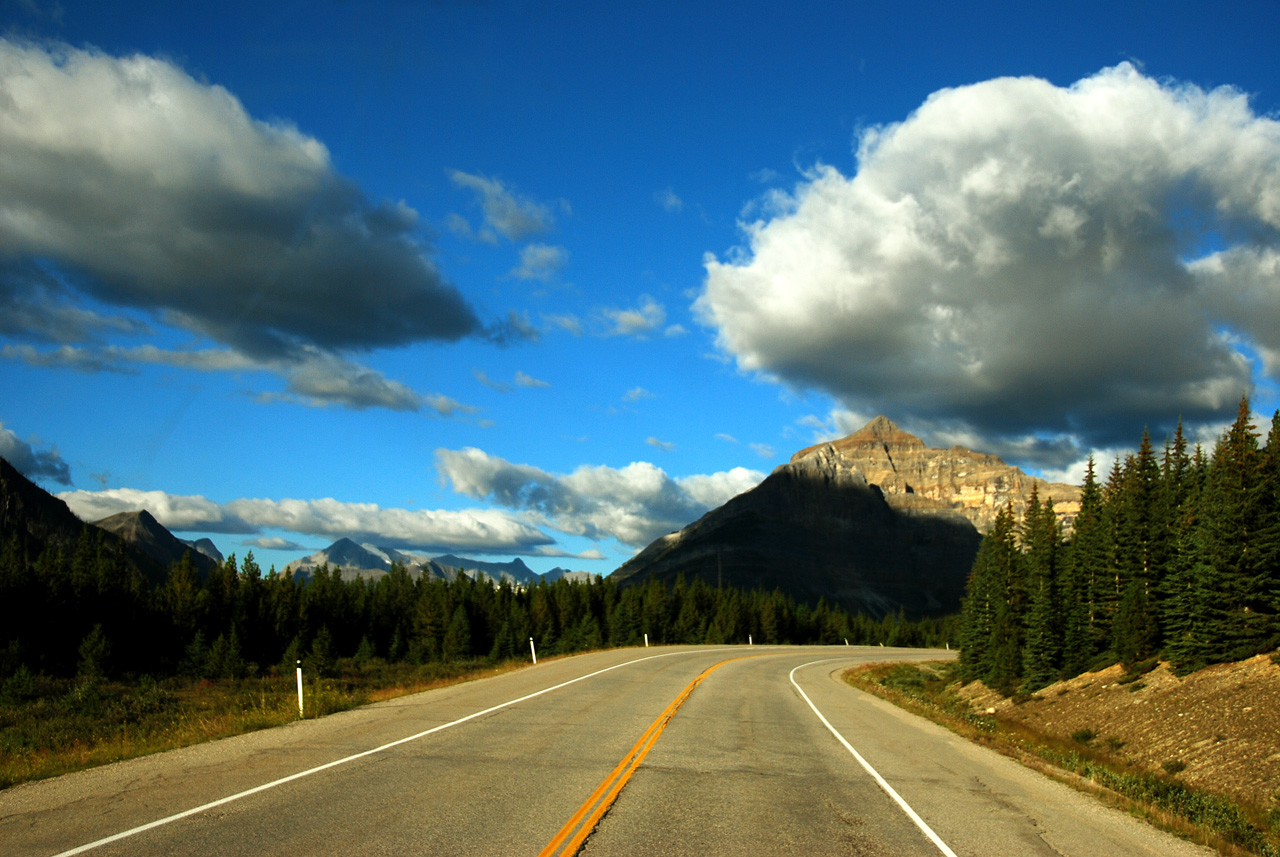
295, 659, 304, 718
529, 637, 537, 664
748, 634, 753, 646
643, 633, 648, 648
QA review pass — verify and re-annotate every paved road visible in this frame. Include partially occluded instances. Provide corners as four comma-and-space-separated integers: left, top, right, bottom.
0, 646, 1214, 856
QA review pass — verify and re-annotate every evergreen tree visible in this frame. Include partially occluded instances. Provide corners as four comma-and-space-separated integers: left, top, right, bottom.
1259, 412, 1280, 623
1194, 396, 1275, 662
960, 505, 1024, 691
1062, 457, 1106, 673
1021, 490, 1063, 690
442, 605, 472, 661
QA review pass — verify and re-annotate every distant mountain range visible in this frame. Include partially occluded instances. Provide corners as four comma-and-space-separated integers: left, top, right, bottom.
0, 455, 594, 588
2, 413, 1076, 616
613, 416, 1076, 619
283, 538, 591, 586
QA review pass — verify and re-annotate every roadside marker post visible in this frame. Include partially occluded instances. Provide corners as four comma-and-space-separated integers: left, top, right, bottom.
530, 637, 538, 664
748, 634, 753, 646
295, 660, 303, 718
643, 633, 648, 648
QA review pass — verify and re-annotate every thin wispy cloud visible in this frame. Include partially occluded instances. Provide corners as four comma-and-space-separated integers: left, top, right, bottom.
448, 170, 558, 242
474, 369, 510, 392
244, 536, 310, 552
646, 437, 675, 452
476, 369, 551, 392
543, 313, 584, 336
514, 371, 550, 389
7, 340, 478, 414
601, 296, 666, 338
510, 243, 568, 281
655, 187, 683, 212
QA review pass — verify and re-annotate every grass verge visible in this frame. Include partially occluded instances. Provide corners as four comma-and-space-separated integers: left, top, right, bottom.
844, 661, 1280, 857
0, 657, 529, 790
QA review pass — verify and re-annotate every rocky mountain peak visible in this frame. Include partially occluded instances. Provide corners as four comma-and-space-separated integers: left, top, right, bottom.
94, 509, 218, 577
791, 415, 925, 466
789, 416, 1080, 533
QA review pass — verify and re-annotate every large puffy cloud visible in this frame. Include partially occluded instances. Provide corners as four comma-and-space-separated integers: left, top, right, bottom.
698, 64, 1280, 461
0, 422, 72, 485
436, 446, 765, 546
57, 488, 553, 554
0, 39, 483, 405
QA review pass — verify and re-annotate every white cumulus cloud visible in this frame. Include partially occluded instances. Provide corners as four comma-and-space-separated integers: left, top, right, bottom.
435, 447, 766, 547
0, 40, 479, 355
697, 64, 1280, 464
57, 488, 554, 554
0, 39, 494, 412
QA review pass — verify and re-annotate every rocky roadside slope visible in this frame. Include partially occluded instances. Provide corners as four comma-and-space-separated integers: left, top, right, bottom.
958, 655, 1280, 811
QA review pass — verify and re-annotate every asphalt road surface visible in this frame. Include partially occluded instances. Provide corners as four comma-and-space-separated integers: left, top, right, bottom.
0, 646, 1215, 856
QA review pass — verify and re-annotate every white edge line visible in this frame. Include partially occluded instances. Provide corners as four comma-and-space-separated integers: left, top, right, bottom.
51, 647, 737, 857
790, 659, 959, 857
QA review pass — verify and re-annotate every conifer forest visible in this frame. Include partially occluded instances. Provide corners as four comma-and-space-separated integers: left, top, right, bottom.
959, 396, 1280, 693
0, 538, 950, 685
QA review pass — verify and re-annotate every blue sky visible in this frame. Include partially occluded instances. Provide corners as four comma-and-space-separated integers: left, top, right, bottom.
3, 0, 1280, 576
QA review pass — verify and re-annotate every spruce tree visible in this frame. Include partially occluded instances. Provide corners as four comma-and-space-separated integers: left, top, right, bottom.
983, 506, 1026, 692
959, 520, 1000, 681
1021, 489, 1063, 690
1194, 396, 1273, 662
1258, 412, 1280, 629
1062, 457, 1107, 671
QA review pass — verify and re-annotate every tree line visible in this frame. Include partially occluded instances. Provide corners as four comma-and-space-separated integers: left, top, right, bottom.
959, 395, 1280, 693
0, 535, 955, 683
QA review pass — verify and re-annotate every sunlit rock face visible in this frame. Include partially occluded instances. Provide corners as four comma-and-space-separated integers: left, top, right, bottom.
790, 416, 1081, 534
613, 417, 1080, 619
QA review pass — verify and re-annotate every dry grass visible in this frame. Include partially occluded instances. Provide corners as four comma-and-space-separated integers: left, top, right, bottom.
0, 657, 532, 789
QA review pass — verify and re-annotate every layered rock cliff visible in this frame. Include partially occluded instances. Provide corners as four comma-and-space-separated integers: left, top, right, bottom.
791, 416, 1081, 533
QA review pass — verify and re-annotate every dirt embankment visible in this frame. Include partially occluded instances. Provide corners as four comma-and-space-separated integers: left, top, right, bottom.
957, 655, 1280, 810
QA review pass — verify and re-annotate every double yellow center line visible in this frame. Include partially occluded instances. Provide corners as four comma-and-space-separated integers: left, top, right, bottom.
538, 656, 744, 856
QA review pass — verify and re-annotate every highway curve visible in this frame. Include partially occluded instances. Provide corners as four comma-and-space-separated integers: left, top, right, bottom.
0, 646, 1214, 856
